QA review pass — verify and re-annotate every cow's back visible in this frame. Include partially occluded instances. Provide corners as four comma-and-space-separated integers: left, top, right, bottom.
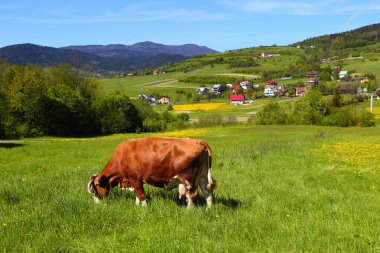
111, 137, 206, 180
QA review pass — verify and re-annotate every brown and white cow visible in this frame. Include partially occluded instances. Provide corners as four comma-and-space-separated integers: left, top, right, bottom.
87, 137, 215, 208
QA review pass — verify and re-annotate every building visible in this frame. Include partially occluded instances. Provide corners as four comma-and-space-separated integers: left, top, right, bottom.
339, 71, 349, 80
295, 87, 307, 97
240, 81, 252, 90
307, 78, 318, 87
158, 96, 170, 104
229, 94, 245, 105
212, 84, 223, 94
196, 87, 209, 95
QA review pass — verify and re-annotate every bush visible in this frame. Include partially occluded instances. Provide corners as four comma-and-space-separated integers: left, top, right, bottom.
256, 101, 288, 125
322, 107, 356, 127
198, 114, 223, 127
358, 111, 375, 127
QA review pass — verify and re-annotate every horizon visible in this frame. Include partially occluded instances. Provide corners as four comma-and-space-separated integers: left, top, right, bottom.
1, 0, 380, 52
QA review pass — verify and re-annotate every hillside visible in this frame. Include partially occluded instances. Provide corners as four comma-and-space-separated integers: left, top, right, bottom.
0, 42, 217, 75
292, 23, 380, 49
64, 41, 217, 57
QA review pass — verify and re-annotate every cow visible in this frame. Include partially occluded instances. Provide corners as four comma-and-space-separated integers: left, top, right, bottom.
87, 137, 216, 208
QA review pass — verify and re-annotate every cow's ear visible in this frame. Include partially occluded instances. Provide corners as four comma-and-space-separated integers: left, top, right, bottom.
98, 175, 109, 187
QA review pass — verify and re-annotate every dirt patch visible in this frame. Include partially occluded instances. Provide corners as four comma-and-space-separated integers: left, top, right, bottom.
142, 79, 178, 87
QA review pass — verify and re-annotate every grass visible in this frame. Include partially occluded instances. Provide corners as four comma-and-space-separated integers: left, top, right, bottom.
1, 125, 380, 252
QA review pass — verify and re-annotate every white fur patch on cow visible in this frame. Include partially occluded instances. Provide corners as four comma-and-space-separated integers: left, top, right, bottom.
135, 197, 147, 206
185, 180, 192, 190
178, 184, 186, 199
93, 196, 100, 204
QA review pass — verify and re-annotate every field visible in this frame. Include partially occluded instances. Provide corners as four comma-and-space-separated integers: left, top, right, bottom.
1, 125, 380, 252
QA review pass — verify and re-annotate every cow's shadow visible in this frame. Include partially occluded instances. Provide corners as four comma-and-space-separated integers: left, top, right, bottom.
109, 187, 241, 209
0, 142, 24, 149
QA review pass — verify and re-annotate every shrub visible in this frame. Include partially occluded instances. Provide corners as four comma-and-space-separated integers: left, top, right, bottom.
358, 111, 375, 127
198, 114, 223, 127
256, 101, 288, 125
322, 107, 356, 127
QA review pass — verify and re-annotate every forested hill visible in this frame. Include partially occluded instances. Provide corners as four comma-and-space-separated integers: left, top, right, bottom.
292, 23, 380, 49
0, 42, 216, 75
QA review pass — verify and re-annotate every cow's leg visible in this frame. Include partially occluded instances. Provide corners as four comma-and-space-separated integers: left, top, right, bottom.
183, 180, 198, 208
199, 178, 213, 208
131, 180, 147, 206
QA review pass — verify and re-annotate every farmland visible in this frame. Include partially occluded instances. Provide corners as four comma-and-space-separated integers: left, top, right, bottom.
1, 125, 380, 252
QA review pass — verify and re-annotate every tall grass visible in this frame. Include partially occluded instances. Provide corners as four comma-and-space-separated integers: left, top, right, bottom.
1, 125, 380, 252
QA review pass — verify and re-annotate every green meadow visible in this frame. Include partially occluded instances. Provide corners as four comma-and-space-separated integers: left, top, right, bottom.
1, 125, 380, 252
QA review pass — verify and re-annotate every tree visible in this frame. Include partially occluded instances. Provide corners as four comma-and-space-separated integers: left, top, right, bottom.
292, 88, 326, 125
256, 101, 288, 125
186, 92, 193, 103
331, 87, 343, 107
98, 94, 141, 134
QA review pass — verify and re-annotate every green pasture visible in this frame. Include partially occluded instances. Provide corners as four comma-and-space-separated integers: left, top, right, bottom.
1, 125, 380, 252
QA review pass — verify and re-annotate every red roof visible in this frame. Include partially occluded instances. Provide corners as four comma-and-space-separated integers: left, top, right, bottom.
231, 84, 241, 90
308, 78, 317, 82
296, 87, 307, 93
230, 94, 245, 101
266, 80, 277, 85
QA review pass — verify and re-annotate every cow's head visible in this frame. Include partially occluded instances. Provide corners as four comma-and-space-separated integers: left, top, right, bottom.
87, 174, 110, 202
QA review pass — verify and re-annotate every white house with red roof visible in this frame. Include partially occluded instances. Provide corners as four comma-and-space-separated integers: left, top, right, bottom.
230, 94, 245, 105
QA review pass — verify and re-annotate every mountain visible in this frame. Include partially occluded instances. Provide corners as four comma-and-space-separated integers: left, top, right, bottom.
291, 23, 380, 50
62, 41, 217, 58
0, 42, 217, 74
0, 43, 100, 70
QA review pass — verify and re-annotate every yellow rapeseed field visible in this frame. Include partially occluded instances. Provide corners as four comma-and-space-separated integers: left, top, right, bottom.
315, 137, 380, 169
152, 128, 210, 137
366, 107, 380, 119
173, 103, 233, 111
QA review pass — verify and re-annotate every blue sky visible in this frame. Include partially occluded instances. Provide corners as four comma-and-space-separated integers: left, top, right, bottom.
1, 0, 379, 51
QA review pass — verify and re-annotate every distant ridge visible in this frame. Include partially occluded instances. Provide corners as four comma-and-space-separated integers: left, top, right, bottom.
0, 42, 217, 74
291, 23, 380, 49
63, 41, 217, 57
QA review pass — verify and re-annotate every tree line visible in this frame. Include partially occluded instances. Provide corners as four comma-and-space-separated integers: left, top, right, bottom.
256, 88, 375, 127
0, 63, 188, 139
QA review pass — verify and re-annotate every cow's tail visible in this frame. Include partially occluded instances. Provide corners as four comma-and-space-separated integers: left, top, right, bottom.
203, 142, 216, 191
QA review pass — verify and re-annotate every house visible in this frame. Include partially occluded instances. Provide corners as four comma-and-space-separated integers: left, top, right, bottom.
357, 87, 368, 94
307, 77, 318, 87
261, 53, 273, 58
305, 71, 319, 77
338, 84, 353, 94
264, 87, 276, 97
332, 66, 341, 73
295, 87, 307, 97
351, 77, 363, 82
377, 89, 380, 99
230, 94, 245, 105
266, 80, 277, 86
339, 71, 349, 80
212, 84, 223, 94
252, 84, 261, 90
138, 94, 156, 104
240, 81, 252, 90
196, 87, 209, 95
276, 85, 285, 96
230, 84, 242, 93
158, 95, 170, 104
361, 78, 369, 84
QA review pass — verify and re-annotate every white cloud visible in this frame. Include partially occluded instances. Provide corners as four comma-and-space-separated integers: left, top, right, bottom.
222, 0, 380, 16
1, 6, 226, 25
